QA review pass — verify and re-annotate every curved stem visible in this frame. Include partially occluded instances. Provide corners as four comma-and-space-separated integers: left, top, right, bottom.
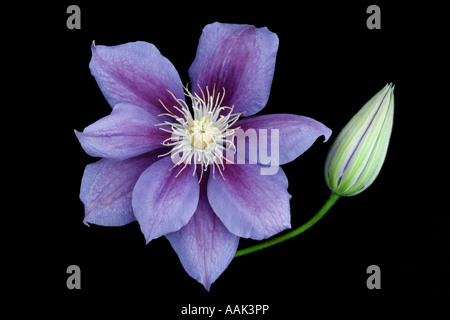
234, 192, 340, 258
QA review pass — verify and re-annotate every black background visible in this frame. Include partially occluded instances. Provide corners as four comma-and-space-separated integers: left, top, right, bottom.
19, 0, 448, 317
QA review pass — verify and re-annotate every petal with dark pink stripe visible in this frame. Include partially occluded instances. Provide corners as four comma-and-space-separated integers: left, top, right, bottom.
207, 162, 291, 240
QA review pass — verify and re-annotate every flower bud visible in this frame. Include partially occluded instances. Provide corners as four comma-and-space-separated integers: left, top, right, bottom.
325, 83, 394, 196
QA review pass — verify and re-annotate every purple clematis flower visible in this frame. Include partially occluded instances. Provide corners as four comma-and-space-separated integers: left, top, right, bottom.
75, 22, 331, 290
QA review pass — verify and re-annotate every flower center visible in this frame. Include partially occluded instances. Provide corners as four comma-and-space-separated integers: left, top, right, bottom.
157, 85, 241, 181
189, 116, 218, 149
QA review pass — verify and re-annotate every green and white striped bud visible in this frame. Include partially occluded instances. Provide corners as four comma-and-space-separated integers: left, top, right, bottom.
325, 83, 394, 196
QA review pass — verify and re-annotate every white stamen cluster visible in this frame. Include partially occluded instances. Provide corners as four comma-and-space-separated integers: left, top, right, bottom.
157, 85, 241, 182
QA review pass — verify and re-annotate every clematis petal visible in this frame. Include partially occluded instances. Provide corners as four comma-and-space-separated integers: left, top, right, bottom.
75, 103, 169, 160
80, 151, 161, 226
90, 41, 185, 117
132, 156, 200, 243
207, 162, 291, 240
166, 173, 239, 291
189, 22, 279, 117
234, 114, 332, 165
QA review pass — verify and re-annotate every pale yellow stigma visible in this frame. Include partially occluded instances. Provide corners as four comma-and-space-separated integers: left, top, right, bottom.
189, 116, 220, 150
157, 84, 241, 182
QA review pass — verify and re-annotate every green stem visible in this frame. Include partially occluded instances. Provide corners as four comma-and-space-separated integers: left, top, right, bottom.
234, 192, 340, 258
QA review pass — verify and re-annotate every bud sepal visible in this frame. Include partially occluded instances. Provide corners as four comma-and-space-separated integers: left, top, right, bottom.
325, 83, 394, 196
